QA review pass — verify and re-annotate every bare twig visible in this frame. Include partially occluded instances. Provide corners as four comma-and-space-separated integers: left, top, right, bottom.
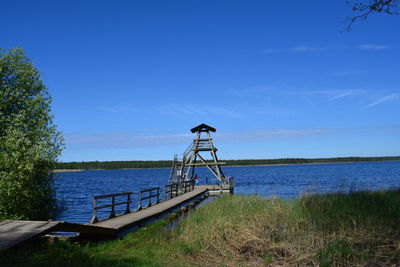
344, 0, 399, 31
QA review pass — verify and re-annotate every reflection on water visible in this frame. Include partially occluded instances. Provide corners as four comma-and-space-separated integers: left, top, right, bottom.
54, 161, 400, 224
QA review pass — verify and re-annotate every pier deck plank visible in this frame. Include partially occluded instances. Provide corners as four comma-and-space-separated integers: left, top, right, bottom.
0, 186, 210, 251
0, 220, 116, 251
92, 186, 208, 230
0, 220, 60, 251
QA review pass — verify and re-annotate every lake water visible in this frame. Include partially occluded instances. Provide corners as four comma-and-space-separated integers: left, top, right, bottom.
54, 161, 400, 224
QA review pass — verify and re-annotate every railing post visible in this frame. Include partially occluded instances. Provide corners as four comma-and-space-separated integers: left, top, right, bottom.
148, 190, 151, 207
125, 193, 131, 214
110, 195, 116, 218
137, 191, 142, 210
229, 177, 235, 194
164, 185, 167, 201
157, 188, 158, 203
90, 197, 98, 223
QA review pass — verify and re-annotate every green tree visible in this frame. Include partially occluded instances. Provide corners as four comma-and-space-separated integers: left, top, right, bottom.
0, 47, 64, 220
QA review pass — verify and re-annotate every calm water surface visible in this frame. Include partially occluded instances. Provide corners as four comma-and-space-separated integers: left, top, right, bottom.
54, 161, 400, 224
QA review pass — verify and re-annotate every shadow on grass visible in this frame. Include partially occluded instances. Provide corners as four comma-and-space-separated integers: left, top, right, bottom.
0, 239, 162, 267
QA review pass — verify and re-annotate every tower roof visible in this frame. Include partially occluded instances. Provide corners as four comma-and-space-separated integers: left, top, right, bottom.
190, 123, 216, 133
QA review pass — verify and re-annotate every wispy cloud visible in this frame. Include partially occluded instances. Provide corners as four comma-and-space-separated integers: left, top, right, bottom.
215, 129, 332, 143
261, 44, 392, 54
261, 45, 349, 54
159, 104, 243, 118
325, 70, 366, 76
66, 132, 192, 149
97, 106, 138, 113
243, 106, 296, 116
228, 86, 276, 97
358, 44, 390, 50
293, 45, 349, 52
260, 48, 282, 54
289, 89, 351, 97
364, 94, 399, 109
328, 89, 364, 101
65, 128, 333, 150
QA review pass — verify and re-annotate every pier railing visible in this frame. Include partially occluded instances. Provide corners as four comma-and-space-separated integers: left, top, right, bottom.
164, 182, 179, 200
228, 177, 235, 193
182, 179, 194, 193
90, 180, 201, 223
90, 192, 132, 223
137, 187, 160, 210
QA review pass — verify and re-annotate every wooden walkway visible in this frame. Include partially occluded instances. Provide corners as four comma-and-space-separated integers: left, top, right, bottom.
0, 220, 116, 251
0, 186, 210, 251
0, 220, 60, 251
91, 186, 208, 234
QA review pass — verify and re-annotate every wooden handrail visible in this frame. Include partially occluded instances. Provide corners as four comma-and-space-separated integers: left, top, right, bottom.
137, 187, 160, 210
94, 192, 132, 199
94, 201, 132, 210
90, 180, 200, 224
139, 187, 160, 193
90, 192, 132, 223
164, 180, 194, 200
164, 183, 179, 200
181, 179, 194, 193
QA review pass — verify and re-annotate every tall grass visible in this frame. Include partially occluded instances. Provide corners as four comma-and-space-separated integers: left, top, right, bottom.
301, 189, 400, 232
177, 190, 400, 266
2, 189, 400, 266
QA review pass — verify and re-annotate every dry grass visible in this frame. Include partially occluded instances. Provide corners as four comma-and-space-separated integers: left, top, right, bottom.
2, 190, 400, 266
175, 191, 400, 266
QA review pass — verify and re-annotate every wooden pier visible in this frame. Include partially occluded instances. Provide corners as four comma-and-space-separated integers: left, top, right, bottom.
0, 220, 115, 251
92, 186, 209, 236
0, 185, 223, 251
0, 124, 235, 251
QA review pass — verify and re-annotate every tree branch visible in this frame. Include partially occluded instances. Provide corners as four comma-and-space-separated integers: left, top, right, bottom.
344, 0, 399, 31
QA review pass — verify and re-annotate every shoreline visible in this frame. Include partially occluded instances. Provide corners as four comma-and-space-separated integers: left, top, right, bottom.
4, 188, 400, 266
224, 159, 400, 168
54, 159, 400, 172
54, 169, 84, 173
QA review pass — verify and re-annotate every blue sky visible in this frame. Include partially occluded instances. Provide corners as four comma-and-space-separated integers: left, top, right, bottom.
1, 0, 399, 161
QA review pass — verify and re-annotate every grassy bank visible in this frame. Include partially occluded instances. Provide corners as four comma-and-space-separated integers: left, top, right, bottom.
2, 189, 400, 266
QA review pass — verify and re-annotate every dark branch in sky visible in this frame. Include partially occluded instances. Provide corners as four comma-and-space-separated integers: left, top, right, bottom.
345, 0, 399, 31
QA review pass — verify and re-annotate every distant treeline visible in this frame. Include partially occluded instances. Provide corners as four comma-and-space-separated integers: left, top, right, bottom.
57, 156, 400, 170
58, 160, 172, 170
224, 156, 400, 166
